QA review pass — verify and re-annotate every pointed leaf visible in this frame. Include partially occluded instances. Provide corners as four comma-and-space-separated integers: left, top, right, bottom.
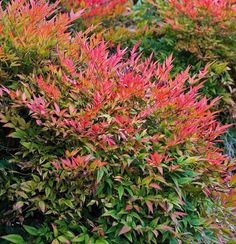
1, 234, 26, 244
119, 226, 131, 236
118, 185, 124, 200
23, 225, 38, 236
38, 200, 46, 213
146, 200, 154, 214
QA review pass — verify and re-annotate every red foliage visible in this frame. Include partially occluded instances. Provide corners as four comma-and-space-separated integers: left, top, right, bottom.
0, 0, 83, 58
36, 76, 61, 101
0, 35, 230, 173
147, 152, 166, 167
165, 0, 236, 31
0, 1, 234, 240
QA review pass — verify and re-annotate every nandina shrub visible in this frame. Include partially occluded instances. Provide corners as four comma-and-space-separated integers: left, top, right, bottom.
221, 172, 236, 207
59, 0, 156, 53
60, 0, 128, 30
0, 0, 82, 79
0, 0, 235, 243
157, 0, 236, 64
72, 0, 235, 109
102, 2, 157, 50
140, 0, 236, 122
1, 40, 234, 243
60, 0, 134, 47
0, 0, 81, 178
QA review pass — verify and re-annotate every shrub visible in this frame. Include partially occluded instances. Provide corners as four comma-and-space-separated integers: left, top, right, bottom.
82, 0, 235, 109
0, 0, 82, 81
0, 0, 235, 243
157, 0, 236, 64
60, 0, 128, 30
102, 2, 157, 51
110, 0, 235, 123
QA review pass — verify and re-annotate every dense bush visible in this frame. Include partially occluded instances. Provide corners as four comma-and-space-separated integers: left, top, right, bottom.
156, 0, 236, 106
94, 0, 236, 155
0, 0, 82, 77
158, 0, 236, 63
78, 0, 235, 112
0, 0, 235, 243
59, 0, 129, 31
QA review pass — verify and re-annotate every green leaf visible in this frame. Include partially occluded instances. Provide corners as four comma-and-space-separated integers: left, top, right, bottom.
169, 238, 179, 244
64, 199, 74, 208
118, 185, 124, 200
1, 234, 26, 244
45, 187, 51, 197
58, 236, 69, 243
125, 232, 133, 242
95, 239, 109, 244
21, 142, 31, 149
72, 235, 85, 243
23, 225, 38, 236
38, 200, 46, 213
8, 129, 27, 139
52, 224, 58, 238
97, 168, 105, 183
52, 240, 60, 244
190, 218, 200, 226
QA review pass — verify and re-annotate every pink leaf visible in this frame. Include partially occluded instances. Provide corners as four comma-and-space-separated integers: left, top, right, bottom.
149, 183, 161, 190
119, 226, 131, 236
146, 200, 154, 214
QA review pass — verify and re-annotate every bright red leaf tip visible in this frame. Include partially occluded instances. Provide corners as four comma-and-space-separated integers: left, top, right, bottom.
147, 152, 165, 167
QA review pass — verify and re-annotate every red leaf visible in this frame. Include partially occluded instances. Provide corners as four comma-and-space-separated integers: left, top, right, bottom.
149, 183, 161, 190
147, 152, 165, 167
146, 200, 154, 214
125, 205, 133, 211
118, 226, 131, 235
159, 225, 173, 232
